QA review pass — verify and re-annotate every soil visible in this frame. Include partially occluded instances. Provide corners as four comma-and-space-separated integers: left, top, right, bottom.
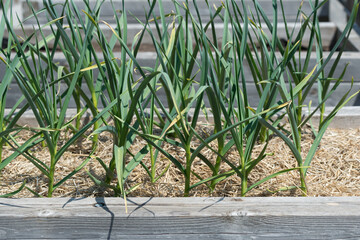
1, 124, 359, 198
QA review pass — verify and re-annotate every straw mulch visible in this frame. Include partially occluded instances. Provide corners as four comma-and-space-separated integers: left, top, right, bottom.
1, 124, 359, 198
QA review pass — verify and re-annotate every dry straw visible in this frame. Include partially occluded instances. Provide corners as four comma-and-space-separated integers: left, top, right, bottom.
0, 0, 359, 200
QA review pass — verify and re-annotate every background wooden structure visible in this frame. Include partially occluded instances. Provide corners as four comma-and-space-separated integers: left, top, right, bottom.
1, 0, 360, 108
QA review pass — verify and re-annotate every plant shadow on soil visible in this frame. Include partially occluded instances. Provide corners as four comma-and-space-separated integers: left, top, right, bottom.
1, 125, 360, 198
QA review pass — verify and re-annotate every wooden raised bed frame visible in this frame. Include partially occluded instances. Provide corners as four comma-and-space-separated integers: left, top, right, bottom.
1, 0, 360, 238
1, 197, 360, 239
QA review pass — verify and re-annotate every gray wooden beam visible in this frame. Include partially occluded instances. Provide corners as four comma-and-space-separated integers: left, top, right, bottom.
329, 0, 360, 51
2, 50, 358, 85
4, 106, 360, 128
4, 81, 360, 109
5, 22, 338, 51
19, 0, 329, 24
2, 51, 360, 108
0, 197, 360, 239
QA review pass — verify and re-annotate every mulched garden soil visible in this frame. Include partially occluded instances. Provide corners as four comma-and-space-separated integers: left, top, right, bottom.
1, 124, 359, 198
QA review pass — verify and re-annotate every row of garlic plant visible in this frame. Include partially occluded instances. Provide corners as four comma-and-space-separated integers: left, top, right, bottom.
0, 0, 359, 198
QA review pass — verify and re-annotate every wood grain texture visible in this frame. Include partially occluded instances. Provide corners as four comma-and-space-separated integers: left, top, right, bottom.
0, 197, 360, 239
1, 216, 359, 239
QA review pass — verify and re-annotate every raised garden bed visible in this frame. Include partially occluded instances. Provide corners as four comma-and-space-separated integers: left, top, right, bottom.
1, 107, 360, 198
1, 0, 360, 238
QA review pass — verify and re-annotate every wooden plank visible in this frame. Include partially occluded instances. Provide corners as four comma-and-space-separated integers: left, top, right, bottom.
335, 22, 360, 52
0, 216, 359, 239
314, 106, 360, 128
5, 21, 338, 51
2, 51, 360, 108
20, 0, 329, 24
0, 0, 23, 26
5, 105, 360, 128
329, 0, 360, 51
5, 80, 360, 109
3, 49, 357, 86
0, 197, 360, 239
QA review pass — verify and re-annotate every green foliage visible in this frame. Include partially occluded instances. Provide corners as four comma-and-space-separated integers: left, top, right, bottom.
0, 0, 358, 198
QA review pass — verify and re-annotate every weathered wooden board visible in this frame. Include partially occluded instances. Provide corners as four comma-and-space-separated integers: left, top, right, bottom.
6, 22, 338, 51
20, 0, 329, 24
2, 51, 360, 108
4, 80, 360, 109
2, 50, 357, 84
0, 197, 360, 239
5, 106, 360, 128
1, 216, 359, 239
329, 0, 360, 51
